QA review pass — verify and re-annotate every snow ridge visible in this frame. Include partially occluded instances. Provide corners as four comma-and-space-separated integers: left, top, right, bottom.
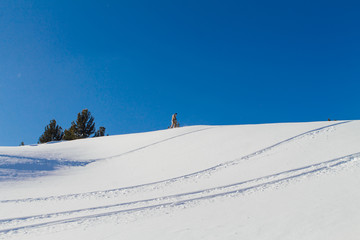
1, 120, 350, 203
1, 120, 359, 240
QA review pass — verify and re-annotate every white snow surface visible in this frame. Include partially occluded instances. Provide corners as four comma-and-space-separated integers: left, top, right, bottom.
1, 121, 360, 239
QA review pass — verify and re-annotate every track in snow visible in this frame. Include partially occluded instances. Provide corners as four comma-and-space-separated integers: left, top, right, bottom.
1, 151, 359, 236
0, 127, 213, 182
0, 121, 355, 237
0, 120, 351, 204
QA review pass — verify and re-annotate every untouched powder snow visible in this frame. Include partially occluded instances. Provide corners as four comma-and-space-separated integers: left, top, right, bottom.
0, 121, 360, 239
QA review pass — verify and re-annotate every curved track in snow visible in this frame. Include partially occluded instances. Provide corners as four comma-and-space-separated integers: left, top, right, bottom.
0, 120, 358, 238
1, 151, 359, 235
0, 120, 351, 204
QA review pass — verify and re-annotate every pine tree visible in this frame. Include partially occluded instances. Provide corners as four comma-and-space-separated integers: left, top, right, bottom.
94, 126, 106, 137
39, 119, 64, 143
73, 109, 95, 138
63, 123, 77, 140
62, 109, 98, 141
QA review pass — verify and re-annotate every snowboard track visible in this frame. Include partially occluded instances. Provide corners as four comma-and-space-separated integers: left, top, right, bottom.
0, 120, 351, 204
1, 151, 359, 236
0, 127, 212, 175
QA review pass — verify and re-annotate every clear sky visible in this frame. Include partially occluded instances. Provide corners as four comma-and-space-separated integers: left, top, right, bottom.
1, 0, 359, 146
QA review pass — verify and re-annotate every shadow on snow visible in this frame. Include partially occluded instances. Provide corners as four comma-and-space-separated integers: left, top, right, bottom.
0, 154, 93, 181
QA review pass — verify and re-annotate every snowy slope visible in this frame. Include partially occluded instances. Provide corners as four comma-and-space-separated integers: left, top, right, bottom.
1, 121, 360, 239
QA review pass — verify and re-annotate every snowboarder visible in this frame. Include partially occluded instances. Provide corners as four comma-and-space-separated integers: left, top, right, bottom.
170, 113, 179, 128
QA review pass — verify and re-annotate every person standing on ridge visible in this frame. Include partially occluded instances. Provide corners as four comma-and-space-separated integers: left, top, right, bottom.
170, 113, 179, 128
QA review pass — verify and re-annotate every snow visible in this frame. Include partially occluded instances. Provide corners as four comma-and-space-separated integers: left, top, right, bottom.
1, 120, 360, 239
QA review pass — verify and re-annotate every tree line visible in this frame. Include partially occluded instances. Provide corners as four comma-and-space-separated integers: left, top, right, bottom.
38, 109, 106, 144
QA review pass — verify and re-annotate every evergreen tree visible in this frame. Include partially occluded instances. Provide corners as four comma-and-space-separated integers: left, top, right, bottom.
62, 109, 99, 141
39, 119, 64, 143
94, 126, 106, 137
63, 123, 77, 140
74, 109, 95, 138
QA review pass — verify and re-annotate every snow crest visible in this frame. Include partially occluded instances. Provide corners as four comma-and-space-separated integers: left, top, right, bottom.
1, 121, 360, 240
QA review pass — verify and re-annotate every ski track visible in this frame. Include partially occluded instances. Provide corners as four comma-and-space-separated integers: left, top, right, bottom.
89, 127, 215, 162
0, 127, 213, 172
0, 121, 355, 236
1, 151, 359, 236
0, 120, 351, 204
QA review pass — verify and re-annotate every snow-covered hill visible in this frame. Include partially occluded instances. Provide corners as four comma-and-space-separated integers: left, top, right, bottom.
1, 121, 360, 240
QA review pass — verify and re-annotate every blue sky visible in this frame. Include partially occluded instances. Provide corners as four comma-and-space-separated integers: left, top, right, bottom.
1, 0, 359, 146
